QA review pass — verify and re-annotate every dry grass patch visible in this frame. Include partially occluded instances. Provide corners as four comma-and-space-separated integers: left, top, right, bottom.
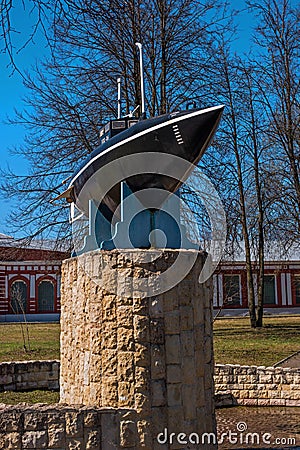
213, 315, 300, 366
0, 323, 60, 362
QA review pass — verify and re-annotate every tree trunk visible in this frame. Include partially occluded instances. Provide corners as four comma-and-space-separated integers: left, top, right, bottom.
223, 55, 257, 327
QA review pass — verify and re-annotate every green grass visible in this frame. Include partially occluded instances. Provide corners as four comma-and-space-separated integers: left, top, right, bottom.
213, 316, 300, 366
0, 323, 60, 362
0, 317, 299, 367
0, 317, 299, 405
0, 390, 59, 405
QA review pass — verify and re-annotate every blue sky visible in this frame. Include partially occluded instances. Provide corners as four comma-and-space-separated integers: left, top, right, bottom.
0, 0, 254, 236
0, 3, 48, 235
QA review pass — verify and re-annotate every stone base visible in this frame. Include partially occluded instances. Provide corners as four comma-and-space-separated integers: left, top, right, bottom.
60, 249, 216, 449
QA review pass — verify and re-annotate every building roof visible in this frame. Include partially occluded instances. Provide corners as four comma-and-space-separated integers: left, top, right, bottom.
0, 233, 13, 240
222, 241, 300, 263
0, 234, 69, 262
0, 234, 67, 251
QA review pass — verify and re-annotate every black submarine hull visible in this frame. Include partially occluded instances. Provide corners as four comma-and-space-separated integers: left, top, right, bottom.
69, 105, 224, 217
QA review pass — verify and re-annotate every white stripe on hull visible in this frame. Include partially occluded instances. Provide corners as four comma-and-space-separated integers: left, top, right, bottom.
69, 105, 224, 188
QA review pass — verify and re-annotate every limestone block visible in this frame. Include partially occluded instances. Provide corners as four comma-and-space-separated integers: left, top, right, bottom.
117, 306, 133, 328
163, 290, 179, 312
182, 385, 196, 420
259, 374, 273, 384
290, 391, 300, 400
151, 345, 166, 380
182, 357, 196, 385
22, 430, 48, 449
101, 377, 118, 407
165, 335, 180, 365
181, 330, 195, 357
89, 355, 102, 382
137, 419, 152, 449
166, 365, 182, 384
134, 315, 150, 343
285, 399, 300, 406
180, 306, 194, 331
1, 431, 21, 450
164, 311, 180, 335
67, 438, 84, 450
194, 324, 205, 350
167, 384, 182, 407
151, 380, 167, 407
118, 381, 135, 408
204, 364, 213, 389
120, 420, 137, 448
269, 398, 286, 406
101, 323, 117, 350
149, 296, 163, 318
134, 343, 150, 368
0, 412, 22, 432
150, 406, 168, 436
167, 405, 184, 432
134, 392, 151, 414
102, 297, 116, 322
101, 412, 119, 449
134, 366, 150, 393
195, 378, 205, 408
118, 352, 135, 382
133, 297, 148, 315
65, 412, 83, 437
195, 350, 205, 378
48, 423, 66, 447
24, 411, 47, 431
83, 410, 100, 427
117, 327, 134, 352
257, 399, 271, 406
241, 399, 257, 406
85, 430, 101, 449
204, 338, 213, 365
101, 350, 118, 377
150, 319, 165, 345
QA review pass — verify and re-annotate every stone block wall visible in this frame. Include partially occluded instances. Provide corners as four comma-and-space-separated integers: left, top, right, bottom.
1, 359, 299, 407
60, 249, 216, 449
0, 360, 59, 392
214, 364, 300, 406
0, 404, 138, 449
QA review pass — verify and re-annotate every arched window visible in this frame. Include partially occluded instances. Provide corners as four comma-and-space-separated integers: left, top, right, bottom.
10, 280, 28, 314
38, 280, 54, 312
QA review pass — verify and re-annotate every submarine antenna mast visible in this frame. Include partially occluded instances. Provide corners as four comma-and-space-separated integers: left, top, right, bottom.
135, 42, 146, 119
117, 77, 122, 119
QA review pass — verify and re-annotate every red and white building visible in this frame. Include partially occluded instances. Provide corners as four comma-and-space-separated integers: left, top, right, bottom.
213, 245, 300, 311
0, 234, 68, 320
1, 234, 299, 318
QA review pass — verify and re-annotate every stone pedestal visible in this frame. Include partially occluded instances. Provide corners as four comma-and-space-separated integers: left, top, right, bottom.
60, 250, 216, 449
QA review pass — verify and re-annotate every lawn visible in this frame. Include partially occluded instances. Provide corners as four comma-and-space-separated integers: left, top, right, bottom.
0, 317, 299, 367
0, 322, 60, 363
0, 390, 59, 405
0, 316, 299, 404
213, 315, 300, 366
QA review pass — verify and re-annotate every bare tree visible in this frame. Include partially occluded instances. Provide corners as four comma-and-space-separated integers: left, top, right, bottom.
0, 0, 232, 240
205, 45, 258, 327
240, 65, 268, 328
249, 0, 300, 237
10, 283, 31, 353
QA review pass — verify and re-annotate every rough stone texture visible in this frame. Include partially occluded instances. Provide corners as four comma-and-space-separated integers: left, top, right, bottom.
0, 366, 299, 448
0, 404, 137, 449
60, 249, 216, 449
0, 360, 59, 392
214, 364, 300, 406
